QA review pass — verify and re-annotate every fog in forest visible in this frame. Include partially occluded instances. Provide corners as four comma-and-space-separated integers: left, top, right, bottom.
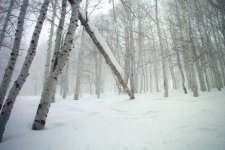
0, 0, 225, 149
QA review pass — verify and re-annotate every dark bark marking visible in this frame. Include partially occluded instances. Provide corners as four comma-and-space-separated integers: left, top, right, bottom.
15, 82, 20, 88
7, 101, 12, 106
40, 120, 45, 125
38, 104, 42, 109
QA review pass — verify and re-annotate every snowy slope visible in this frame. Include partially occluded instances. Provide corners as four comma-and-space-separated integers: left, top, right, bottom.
0, 90, 225, 150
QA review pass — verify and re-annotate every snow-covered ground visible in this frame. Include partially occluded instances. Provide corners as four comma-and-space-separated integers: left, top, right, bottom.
0, 89, 225, 150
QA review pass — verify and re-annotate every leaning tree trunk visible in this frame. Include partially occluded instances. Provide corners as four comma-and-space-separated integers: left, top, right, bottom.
0, 0, 15, 52
32, 0, 81, 130
79, 12, 135, 99
0, 0, 50, 142
0, 0, 28, 110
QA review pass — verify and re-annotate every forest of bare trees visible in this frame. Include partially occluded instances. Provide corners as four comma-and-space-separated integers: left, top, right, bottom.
0, 0, 224, 143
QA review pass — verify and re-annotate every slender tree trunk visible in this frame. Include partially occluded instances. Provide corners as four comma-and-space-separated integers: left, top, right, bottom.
129, 19, 137, 94
50, 0, 67, 102
89, 74, 93, 95
187, 13, 207, 92
124, 24, 130, 85
191, 34, 207, 92
149, 22, 159, 92
174, 0, 192, 90
137, 11, 143, 93
0, 0, 50, 142
74, 0, 88, 100
62, 62, 69, 99
163, 29, 177, 90
74, 28, 85, 100
43, 0, 56, 85
203, 20, 222, 91
0, 0, 28, 110
182, 1, 199, 97
208, 7, 225, 86
155, 0, 168, 97
96, 53, 102, 98
32, 0, 81, 130
204, 67, 211, 91
0, 0, 15, 52
170, 30, 187, 94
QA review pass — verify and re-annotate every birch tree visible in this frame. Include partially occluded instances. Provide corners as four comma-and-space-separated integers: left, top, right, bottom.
74, 0, 88, 100
43, 0, 57, 85
50, 0, 67, 102
62, 62, 69, 99
95, 51, 102, 98
0, 0, 15, 52
180, 0, 199, 96
0, 0, 50, 142
155, 0, 168, 97
0, 0, 29, 110
32, 0, 81, 130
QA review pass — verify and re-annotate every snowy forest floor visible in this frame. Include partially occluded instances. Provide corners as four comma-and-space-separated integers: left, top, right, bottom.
0, 89, 225, 150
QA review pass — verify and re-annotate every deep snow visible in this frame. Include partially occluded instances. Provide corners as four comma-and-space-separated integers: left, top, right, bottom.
0, 89, 225, 150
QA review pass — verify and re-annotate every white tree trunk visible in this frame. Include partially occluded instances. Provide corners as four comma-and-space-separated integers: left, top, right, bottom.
155, 0, 168, 97
149, 22, 159, 92
0, 0, 28, 110
96, 53, 102, 98
0, 0, 15, 52
32, 0, 81, 130
74, 0, 88, 100
171, 32, 187, 94
124, 24, 130, 85
62, 62, 69, 99
74, 28, 85, 100
43, 0, 56, 85
181, 1, 199, 97
50, 0, 67, 103
129, 19, 137, 94
0, 0, 50, 142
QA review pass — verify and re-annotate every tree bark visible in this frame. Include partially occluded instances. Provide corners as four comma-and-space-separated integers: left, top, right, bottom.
74, 28, 85, 100
0, 0, 50, 142
62, 62, 69, 99
155, 0, 168, 97
0, 0, 28, 110
32, 0, 81, 130
74, 0, 88, 100
43, 0, 57, 85
182, 0, 199, 97
50, 0, 67, 103
0, 0, 15, 52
